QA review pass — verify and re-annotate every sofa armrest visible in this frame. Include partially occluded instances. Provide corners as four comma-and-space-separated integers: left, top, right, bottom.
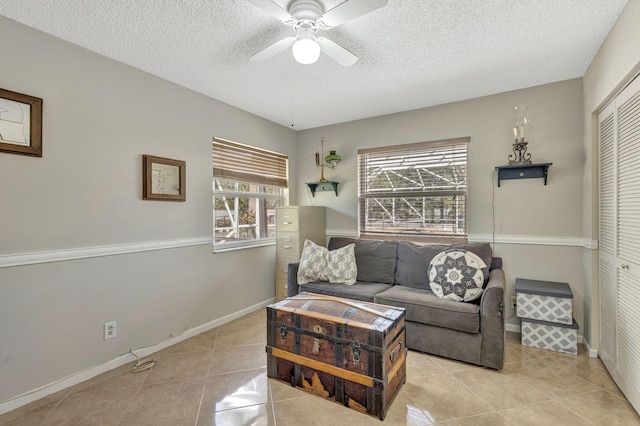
287, 263, 301, 297
490, 257, 502, 270
479, 268, 506, 369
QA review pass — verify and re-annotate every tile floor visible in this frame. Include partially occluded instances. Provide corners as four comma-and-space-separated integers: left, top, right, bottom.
2, 309, 639, 425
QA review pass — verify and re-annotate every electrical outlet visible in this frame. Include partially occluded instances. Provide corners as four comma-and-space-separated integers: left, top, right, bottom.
511, 296, 517, 309
104, 321, 117, 340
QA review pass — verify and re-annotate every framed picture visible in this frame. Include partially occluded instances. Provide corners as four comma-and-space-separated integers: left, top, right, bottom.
0, 88, 43, 157
142, 155, 186, 201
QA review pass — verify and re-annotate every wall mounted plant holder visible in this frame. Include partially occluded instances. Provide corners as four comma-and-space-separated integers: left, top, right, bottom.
306, 137, 340, 196
495, 163, 552, 187
306, 181, 339, 197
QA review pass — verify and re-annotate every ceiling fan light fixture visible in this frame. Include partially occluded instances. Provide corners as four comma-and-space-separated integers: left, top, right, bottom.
292, 37, 320, 64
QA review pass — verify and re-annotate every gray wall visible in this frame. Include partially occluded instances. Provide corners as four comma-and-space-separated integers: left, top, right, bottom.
4, 0, 640, 405
0, 17, 296, 403
295, 79, 587, 339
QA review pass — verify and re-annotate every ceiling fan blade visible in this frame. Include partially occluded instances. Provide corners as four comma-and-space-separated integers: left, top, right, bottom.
247, 0, 294, 23
317, 38, 358, 66
320, 0, 388, 28
250, 37, 295, 62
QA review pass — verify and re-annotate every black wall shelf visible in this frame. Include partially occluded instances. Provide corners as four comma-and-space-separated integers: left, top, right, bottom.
306, 181, 339, 197
495, 163, 552, 187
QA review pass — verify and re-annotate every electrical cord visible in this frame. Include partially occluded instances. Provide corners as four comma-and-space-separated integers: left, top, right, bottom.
491, 168, 497, 251
506, 303, 517, 320
129, 349, 156, 373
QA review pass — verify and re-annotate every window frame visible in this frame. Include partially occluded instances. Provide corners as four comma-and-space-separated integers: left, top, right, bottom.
213, 138, 288, 252
357, 137, 469, 243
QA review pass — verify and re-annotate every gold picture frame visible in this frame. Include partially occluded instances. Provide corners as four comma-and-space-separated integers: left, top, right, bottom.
0, 88, 43, 157
142, 155, 186, 201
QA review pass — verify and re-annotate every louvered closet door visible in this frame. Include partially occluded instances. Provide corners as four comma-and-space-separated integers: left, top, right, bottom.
598, 101, 616, 374
598, 74, 640, 413
615, 77, 640, 402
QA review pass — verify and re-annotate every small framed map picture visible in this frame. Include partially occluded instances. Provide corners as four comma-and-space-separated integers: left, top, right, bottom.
142, 155, 186, 201
0, 88, 43, 157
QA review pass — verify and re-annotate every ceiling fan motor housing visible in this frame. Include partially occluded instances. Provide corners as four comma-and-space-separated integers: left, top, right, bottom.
289, 0, 323, 22
296, 22, 317, 40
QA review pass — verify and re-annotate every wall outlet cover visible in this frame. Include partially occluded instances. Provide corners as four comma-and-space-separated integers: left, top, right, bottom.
104, 321, 117, 340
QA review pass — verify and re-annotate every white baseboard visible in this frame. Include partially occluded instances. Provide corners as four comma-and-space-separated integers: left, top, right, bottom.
581, 336, 599, 358
506, 323, 521, 334
0, 297, 275, 415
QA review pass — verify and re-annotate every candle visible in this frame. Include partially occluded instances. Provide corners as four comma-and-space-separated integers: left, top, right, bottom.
512, 127, 518, 139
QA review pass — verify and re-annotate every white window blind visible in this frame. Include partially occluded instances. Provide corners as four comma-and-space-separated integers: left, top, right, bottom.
358, 137, 469, 242
213, 137, 288, 187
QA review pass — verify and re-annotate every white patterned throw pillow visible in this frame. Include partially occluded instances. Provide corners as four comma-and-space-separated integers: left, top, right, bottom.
428, 249, 488, 302
297, 240, 357, 285
327, 243, 357, 285
297, 240, 328, 284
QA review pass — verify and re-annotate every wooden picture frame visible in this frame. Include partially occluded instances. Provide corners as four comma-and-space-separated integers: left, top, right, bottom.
0, 88, 43, 157
142, 155, 186, 201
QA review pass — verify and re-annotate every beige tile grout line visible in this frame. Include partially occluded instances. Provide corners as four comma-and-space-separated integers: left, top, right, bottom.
42, 385, 76, 421
268, 379, 276, 426
115, 367, 147, 426
193, 330, 218, 425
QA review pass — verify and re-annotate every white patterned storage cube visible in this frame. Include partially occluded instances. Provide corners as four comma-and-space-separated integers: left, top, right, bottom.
521, 317, 579, 355
516, 279, 573, 325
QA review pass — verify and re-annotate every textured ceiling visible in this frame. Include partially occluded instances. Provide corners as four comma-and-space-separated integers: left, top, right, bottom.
0, 0, 629, 130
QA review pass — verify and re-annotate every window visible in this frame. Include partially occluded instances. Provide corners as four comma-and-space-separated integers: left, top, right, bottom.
213, 137, 288, 251
358, 137, 469, 242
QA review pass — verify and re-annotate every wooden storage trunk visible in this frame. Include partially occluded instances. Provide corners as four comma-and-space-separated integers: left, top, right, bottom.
266, 292, 406, 420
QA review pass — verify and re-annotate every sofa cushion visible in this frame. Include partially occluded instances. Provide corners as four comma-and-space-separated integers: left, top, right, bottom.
328, 238, 397, 284
428, 249, 487, 302
299, 281, 393, 302
395, 241, 493, 288
374, 285, 480, 333
453, 243, 493, 272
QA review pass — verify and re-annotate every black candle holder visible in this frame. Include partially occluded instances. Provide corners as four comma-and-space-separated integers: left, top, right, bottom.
508, 138, 532, 165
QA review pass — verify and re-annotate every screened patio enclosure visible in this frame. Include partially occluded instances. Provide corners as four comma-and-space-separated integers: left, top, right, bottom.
358, 138, 468, 240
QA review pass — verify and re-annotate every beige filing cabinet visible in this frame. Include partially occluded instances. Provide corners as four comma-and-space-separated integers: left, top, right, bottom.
275, 206, 326, 301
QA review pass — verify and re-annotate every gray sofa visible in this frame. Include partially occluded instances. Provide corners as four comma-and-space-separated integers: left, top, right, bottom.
287, 237, 506, 369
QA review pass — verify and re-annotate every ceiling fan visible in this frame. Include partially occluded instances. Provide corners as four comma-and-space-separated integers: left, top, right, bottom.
248, 0, 388, 66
